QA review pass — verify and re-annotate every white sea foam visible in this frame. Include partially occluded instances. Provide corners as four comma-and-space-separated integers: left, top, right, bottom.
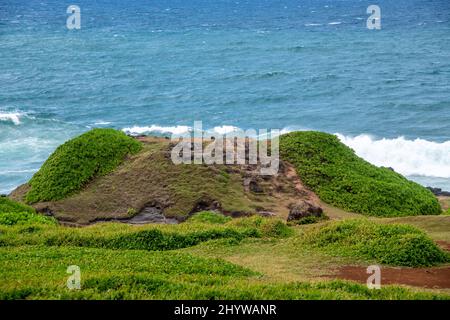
122, 125, 192, 135
1, 169, 38, 174
212, 125, 240, 135
305, 23, 322, 27
94, 121, 112, 125
336, 134, 450, 178
120, 124, 450, 180
0, 112, 22, 125
328, 21, 342, 25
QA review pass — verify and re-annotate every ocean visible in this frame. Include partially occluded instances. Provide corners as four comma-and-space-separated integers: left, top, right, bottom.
1, 0, 449, 194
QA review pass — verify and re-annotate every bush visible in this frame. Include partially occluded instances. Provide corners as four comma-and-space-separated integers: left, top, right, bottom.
188, 211, 232, 224
0, 197, 35, 214
280, 131, 441, 217
304, 219, 449, 267
289, 214, 329, 225
26, 129, 142, 203
0, 211, 56, 226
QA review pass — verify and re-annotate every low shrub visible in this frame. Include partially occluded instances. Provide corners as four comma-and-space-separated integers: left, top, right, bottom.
304, 219, 449, 267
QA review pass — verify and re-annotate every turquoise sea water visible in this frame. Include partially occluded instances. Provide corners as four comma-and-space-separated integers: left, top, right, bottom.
1, 0, 450, 193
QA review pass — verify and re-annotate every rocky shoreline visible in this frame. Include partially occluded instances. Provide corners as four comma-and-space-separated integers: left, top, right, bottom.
427, 187, 450, 197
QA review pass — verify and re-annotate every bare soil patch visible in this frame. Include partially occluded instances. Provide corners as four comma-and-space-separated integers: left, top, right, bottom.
329, 265, 450, 289
436, 241, 450, 252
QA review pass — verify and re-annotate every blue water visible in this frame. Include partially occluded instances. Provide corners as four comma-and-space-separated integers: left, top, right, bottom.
1, 0, 450, 194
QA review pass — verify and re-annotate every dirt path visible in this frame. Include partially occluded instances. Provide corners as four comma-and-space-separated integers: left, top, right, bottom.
328, 265, 450, 289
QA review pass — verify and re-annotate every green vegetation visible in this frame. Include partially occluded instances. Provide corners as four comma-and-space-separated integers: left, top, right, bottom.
25, 129, 142, 203
0, 215, 289, 251
280, 131, 441, 217
188, 211, 232, 224
0, 211, 56, 226
1, 212, 449, 300
289, 214, 329, 225
1, 245, 446, 300
304, 219, 449, 267
0, 197, 35, 214
0, 197, 56, 226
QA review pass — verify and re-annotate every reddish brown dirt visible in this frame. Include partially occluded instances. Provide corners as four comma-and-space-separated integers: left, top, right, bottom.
328, 266, 450, 289
436, 241, 450, 252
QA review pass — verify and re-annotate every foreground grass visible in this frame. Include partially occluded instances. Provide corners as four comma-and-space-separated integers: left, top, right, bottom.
1, 211, 449, 300
1, 246, 447, 300
0, 215, 290, 251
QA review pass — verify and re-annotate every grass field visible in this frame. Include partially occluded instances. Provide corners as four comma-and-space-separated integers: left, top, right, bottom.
1, 210, 449, 300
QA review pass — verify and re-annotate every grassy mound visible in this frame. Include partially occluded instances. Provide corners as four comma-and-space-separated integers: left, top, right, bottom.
304, 219, 449, 267
25, 129, 142, 203
280, 131, 441, 217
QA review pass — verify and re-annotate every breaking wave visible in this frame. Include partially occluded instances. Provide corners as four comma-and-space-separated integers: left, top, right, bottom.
336, 134, 450, 178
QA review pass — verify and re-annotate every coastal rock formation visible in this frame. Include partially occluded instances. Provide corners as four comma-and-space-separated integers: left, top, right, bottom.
9, 134, 321, 225
427, 187, 450, 197
287, 201, 323, 222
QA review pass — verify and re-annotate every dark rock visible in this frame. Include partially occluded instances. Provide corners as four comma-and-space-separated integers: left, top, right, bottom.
35, 206, 55, 217
427, 187, 450, 197
128, 206, 178, 225
249, 180, 263, 193
190, 198, 221, 213
287, 201, 323, 222
212, 201, 222, 210
257, 211, 276, 217
244, 177, 263, 193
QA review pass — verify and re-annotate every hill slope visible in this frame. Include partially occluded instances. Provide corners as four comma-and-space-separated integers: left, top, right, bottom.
280, 131, 441, 217
11, 134, 311, 224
